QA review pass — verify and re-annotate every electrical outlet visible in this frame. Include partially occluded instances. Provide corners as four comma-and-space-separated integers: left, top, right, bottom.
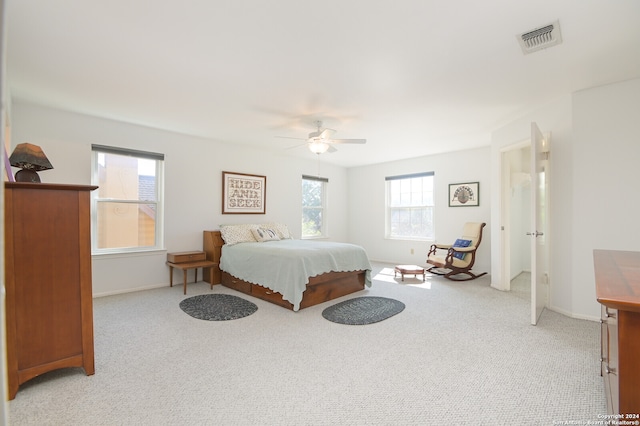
410, 248, 414, 255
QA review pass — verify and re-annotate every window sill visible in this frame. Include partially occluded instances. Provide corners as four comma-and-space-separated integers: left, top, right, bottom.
385, 236, 434, 243
92, 248, 167, 259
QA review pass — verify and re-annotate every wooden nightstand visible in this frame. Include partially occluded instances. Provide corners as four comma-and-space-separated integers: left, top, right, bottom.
167, 251, 216, 295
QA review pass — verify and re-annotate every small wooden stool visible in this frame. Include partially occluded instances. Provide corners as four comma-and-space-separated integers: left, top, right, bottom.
167, 260, 216, 295
394, 264, 425, 282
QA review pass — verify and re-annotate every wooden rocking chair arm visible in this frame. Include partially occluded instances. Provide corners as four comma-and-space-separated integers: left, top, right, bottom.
445, 246, 477, 265
448, 246, 476, 253
428, 243, 449, 257
432, 243, 453, 249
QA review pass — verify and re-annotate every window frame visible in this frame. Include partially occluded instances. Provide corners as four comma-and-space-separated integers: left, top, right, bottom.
301, 174, 328, 239
90, 144, 165, 255
385, 171, 435, 241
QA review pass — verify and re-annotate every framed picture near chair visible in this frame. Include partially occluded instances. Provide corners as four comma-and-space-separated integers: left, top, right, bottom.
449, 182, 479, 207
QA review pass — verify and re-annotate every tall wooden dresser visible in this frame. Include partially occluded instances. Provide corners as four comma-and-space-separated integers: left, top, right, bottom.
594, 249, 640, 415
4, 182, 97, 399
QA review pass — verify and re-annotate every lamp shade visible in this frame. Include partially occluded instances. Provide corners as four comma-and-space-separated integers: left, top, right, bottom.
9, 143, 54, 182
9, 143, 54, 171
308, 140, 330, 154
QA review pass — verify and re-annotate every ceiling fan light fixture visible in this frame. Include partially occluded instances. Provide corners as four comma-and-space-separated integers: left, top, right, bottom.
308, 140, 329, 154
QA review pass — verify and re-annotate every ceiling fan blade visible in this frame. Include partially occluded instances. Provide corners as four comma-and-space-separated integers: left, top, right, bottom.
326, 145, 338, 153
319, 128, 336, 139
329, 138, 367, 144
284, 142, 308, 150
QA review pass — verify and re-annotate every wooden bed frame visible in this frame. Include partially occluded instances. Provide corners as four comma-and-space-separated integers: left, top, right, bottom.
203, 230, 366, 310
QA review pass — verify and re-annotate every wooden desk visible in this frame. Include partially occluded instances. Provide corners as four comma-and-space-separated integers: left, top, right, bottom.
594, 249, 640, 415
167, 260, 216, 295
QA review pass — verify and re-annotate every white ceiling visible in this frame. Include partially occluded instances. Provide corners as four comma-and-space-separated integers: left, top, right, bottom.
7, 1, 640, 167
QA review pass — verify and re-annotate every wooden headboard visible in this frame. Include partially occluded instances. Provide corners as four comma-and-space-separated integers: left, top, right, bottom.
203, 230, 223, 284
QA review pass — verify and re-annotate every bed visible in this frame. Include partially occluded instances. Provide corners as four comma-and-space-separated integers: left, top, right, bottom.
203, 226, 371, 311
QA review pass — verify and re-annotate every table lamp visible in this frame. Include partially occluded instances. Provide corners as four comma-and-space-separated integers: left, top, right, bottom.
9, 143, 54, 183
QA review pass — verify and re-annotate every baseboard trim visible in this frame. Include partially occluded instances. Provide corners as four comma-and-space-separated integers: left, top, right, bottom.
93, 283, 168, 298
547, 305, 599, 322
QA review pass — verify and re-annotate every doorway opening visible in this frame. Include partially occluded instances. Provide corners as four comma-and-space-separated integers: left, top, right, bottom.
511, 271, 531, 301
500, 141, 531, 291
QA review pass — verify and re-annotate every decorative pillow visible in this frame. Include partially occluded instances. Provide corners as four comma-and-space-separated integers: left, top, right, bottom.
251, 227, 280, 242
452, 239, 472, 260
220, 224, 258, 245
263, 222, 292, 239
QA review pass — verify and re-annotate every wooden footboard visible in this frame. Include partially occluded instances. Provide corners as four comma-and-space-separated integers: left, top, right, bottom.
221, 270, 366, 310
203, 230, 366, 310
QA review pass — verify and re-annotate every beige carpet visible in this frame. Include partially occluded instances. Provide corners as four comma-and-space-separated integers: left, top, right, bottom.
9, 263, 606, 425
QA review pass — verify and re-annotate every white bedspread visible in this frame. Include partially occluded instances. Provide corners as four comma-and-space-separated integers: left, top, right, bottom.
220, 239, 372, 311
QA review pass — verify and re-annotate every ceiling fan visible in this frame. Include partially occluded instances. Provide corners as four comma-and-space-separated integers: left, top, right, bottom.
277, 120, 366, 154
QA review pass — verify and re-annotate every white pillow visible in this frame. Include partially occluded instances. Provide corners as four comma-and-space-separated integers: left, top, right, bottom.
263, 222, 292, 239
220, 224, 258, 245
251, 227, 280, 242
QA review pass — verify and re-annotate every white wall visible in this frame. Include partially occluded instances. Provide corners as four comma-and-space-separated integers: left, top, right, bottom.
347, 146, 492, 273
491, 77, 640, 320
571, 78, 640, 318
11, 101, 351, 296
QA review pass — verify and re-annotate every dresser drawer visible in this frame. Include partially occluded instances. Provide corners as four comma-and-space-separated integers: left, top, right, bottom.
601, 305, 608, 376
251, 284, 291, 308
167, 251, 206, 263
601, 306, 619, 414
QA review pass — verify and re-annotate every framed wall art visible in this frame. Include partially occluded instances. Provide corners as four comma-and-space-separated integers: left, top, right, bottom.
222, 171, 266, 214
449, 182, 479, 207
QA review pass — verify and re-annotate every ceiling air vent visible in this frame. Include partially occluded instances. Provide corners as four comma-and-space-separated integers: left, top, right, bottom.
517, 20, 562, 54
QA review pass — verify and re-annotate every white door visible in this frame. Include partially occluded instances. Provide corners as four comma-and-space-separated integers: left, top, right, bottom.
530, 122, 549, 325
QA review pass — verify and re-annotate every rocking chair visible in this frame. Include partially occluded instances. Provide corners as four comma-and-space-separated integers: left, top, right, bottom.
427, 222, 487, 281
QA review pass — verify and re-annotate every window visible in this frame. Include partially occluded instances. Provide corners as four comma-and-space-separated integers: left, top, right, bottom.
91, 145, 164, 253
386, 172, 434, 240
302, 175, 328, 238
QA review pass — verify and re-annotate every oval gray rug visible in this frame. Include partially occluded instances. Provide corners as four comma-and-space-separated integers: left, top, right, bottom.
322, 296, 405, 325
179, 294, 258, 321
